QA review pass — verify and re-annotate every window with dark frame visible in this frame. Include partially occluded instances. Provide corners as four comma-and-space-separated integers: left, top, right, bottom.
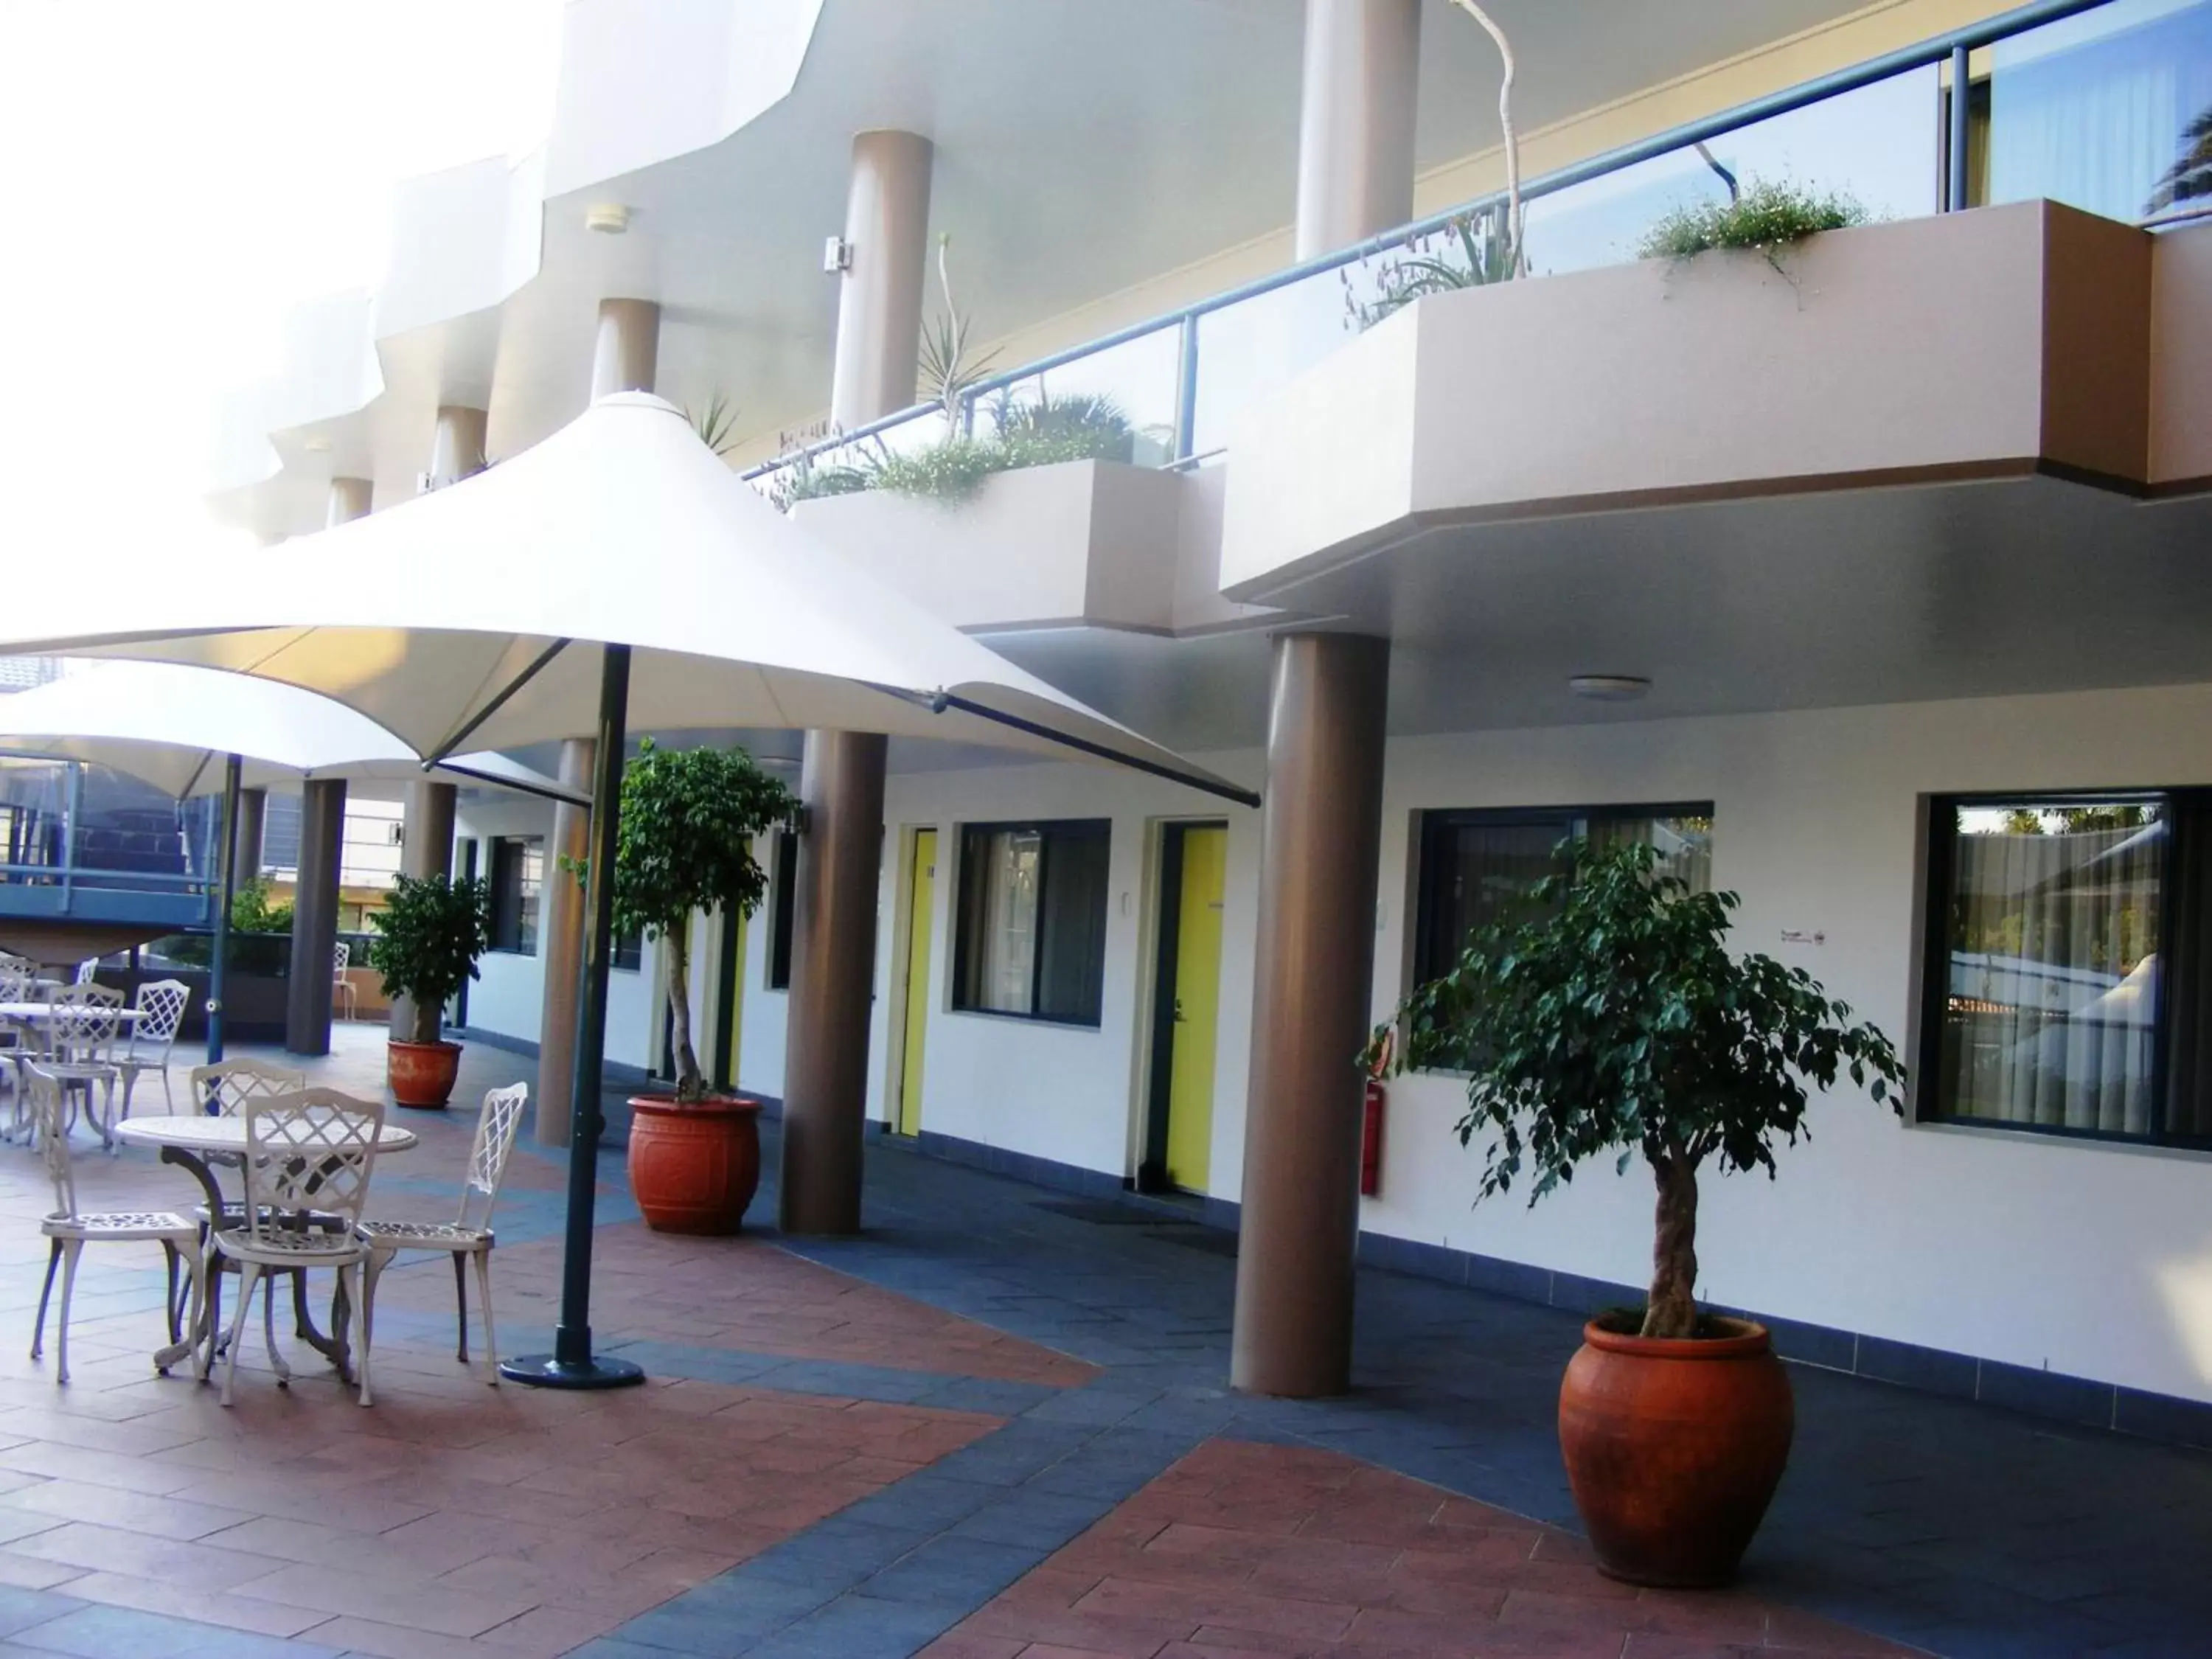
767, 831, 798, 991
1919, 791, 2212, 1146
1411, 804, 1716, 987
487, 835, 544, 956
612, 930, 643, 973
953, 819, 1110, 1026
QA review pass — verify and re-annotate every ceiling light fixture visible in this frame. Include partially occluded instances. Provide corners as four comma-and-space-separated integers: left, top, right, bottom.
1568, 675, 1652, 703
302, 436, 333, 453
585, 203, 630, 234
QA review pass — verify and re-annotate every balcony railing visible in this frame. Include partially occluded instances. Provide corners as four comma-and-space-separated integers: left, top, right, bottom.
0, 753, 220, 927
744, 0, 2212, 503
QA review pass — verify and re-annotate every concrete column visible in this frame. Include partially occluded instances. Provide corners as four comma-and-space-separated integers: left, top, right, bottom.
591, 299, 661, 400
428, 405, 487, 489
326, 475, 373, 527
1231, 633, 1391, 1397
285, 778, 347, 1057
1293, 0, 1421, 259
830, 131, 934, 428
535, 739, 595, 1147
777, 730, 887, 1235
231, 788, 266, 886
389, 779, 458, 1043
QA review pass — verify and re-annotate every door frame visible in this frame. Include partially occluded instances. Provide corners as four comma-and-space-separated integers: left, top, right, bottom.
883, 824, 939, 1134
1138, 818, 1227, 1192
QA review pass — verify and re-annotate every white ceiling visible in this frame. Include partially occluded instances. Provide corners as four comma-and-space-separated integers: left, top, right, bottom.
223, 0, 1882, 536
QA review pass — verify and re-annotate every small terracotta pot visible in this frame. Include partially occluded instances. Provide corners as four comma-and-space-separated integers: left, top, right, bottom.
627, 1096, 763, 1234
1557, 1314, 1794, 1587
387, 1039, 463, 1110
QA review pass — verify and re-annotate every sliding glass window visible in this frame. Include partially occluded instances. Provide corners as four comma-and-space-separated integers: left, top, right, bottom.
954, 820, 1110, 1026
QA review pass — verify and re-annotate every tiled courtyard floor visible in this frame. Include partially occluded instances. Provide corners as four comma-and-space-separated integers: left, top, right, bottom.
0, 1024, 2202, 1657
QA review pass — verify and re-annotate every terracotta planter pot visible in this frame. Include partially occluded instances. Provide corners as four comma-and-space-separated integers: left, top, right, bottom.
1557, 1314, 1794, 1587
627, 1096, 763, 1235
387, 1039, 463, 1110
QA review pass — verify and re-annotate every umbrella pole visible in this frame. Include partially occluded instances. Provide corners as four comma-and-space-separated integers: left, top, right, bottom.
207, 753, 242, 1068
501, 644, 645, 1390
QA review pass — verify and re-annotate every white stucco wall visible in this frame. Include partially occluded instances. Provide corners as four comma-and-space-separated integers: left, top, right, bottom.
779, 682, 2212, 1407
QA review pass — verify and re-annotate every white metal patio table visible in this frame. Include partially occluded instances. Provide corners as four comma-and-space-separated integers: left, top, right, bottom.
114, 1113, 418, 1379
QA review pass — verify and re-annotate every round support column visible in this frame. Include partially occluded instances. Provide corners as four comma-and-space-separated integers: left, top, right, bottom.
231, 787, 266, 889
1294, 0, 1421, 259
389, 779, 458, 1042
535, 738, 595, 1147
592, 299, 661, 400
285, 777, 348, 1057
1230, 632, 1391, 1397
830, 130, 934, 431
428, 405, 487, 490
777, 730, 888, 1236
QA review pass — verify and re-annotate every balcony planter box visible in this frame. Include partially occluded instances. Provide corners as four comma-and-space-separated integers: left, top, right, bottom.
626, 1096, 762, 1234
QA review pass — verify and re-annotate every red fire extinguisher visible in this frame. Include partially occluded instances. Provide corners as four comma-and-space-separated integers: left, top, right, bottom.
1360, 1027, 1391, 1197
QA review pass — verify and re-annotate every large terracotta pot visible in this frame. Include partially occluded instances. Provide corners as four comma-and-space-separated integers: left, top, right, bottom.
387, 1040, 463, 1110
627, 1096, 763, 1234
1557, 1313, 1794, 1587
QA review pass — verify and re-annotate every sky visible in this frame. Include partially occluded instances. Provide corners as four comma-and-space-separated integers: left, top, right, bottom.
0, 0, 563, 563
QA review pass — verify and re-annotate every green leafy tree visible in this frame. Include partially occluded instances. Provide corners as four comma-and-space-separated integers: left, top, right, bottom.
601, 741, 796, 1102
230, 877, 293, 934
1376, 840, 1904, 1340
367, 873, 492, 1046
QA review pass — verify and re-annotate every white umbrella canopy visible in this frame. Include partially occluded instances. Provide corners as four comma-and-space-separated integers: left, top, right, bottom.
0, 661, 582, 804
0, 394, 1254, 805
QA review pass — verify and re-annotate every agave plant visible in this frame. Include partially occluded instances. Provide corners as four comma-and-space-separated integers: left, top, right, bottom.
1351, 211, 1516, 330
686, 392, 743, 459
917, 233, 999, 424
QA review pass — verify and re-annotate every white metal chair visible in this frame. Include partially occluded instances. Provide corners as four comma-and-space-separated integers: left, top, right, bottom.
358, 1082, 528, 1385
331, 942, 358, 1023
178, 1058, 307, 1363
72, 958, 99, 986
44, 985, 124, 1152
0, 959, 31, 1128
23, 1064, 202, 1385
206, 1088, 383, 1407
113, 980, 189, 1119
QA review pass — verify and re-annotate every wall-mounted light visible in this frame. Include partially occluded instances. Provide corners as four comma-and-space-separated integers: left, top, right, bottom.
823, 234, 853, 274
1568, 675, 1652, 703
585, 203, 630, 234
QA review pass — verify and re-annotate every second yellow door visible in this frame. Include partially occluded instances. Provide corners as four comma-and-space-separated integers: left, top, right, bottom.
897, 830, 936, 1136
1164, 825, 1226, 1191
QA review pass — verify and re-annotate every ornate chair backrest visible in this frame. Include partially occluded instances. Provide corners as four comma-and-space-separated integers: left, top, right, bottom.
239, 1090, 383, 1243
459, 1083, 531, 1230
72, 959, 99, 986
0, 957, 30, 999
48, 984, 122, 1065
190, 1058, 306, 1118
333, 941, 349, 978
23, 1065, 77, 1222
131, 980, 190, 1055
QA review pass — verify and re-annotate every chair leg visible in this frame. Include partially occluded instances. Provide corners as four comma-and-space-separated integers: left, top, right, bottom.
221, 1263, 260, 1405
29, 1239, 60, 1360
473, 1249, 498, 1385
200, 1255, 226, 1381
452, 1251, 469, 1362
161, 1241, 181, 1346
160, 1067, 173, 1113
361, 1251, 384, 1353
261, 1273, 291, 1386
55, 1240, 81, 1385
345, 1262, 372, 1408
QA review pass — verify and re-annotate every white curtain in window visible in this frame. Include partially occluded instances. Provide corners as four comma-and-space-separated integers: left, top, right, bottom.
976, 830, 1040, 1014
1948, 815, 2161, 1135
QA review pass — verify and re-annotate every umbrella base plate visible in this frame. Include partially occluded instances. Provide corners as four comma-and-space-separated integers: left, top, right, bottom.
498, 1353, 647, 1390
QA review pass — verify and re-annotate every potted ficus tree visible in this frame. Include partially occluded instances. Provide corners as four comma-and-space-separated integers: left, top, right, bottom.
1377, 839, 1903, 1587
600, 739, 795, 1234
368, 872, 492, 1108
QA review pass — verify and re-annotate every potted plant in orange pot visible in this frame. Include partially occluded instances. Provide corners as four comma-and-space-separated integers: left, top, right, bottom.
367, 872, 491, 1108
1377, 839, 1903, 1587
601, 739, 795, 1234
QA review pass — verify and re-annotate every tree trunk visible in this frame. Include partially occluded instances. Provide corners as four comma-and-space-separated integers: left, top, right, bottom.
406, 992, 441, 1048
665, 919, 703, 1102
1643, 1141, 1700, 1339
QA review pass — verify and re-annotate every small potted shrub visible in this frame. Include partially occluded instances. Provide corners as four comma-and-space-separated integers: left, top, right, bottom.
603, 740, 795, 1234
368, 872, 492, 1109
1377, 839, 1902, 1586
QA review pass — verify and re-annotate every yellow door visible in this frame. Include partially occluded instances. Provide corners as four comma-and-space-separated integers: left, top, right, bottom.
1164, 826, 1226, 1191
897, 830, 936, 1136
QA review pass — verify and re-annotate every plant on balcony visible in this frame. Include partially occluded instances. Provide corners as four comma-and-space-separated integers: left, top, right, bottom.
1373, 837, 1902, 1586
686, 391, 743, 459
1638, 177, 1866, 270
773, 451, 869, 508
990, 390, 1136, 465
230, 877, 293, 935
368, 872, 492, 1107
919, 233, 999, 422
1351, 209, 1517, 330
